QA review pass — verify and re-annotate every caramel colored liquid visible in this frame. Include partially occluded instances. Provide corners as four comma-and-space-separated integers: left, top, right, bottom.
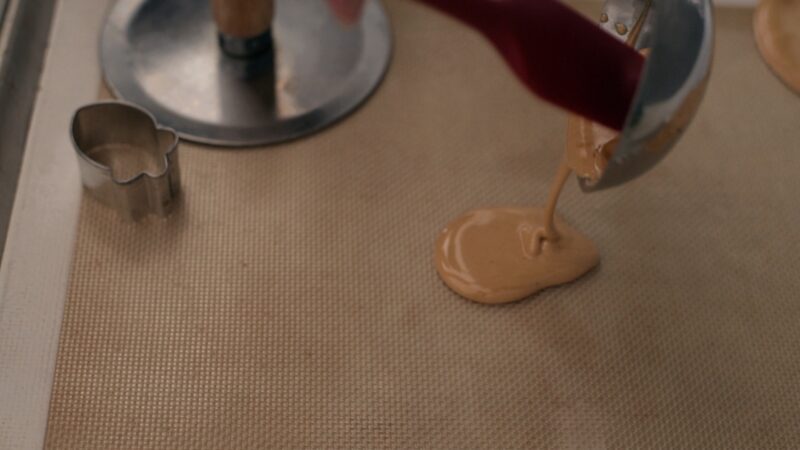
754, 0, 800, 94
434, 205, 599, 305
565, 115, 618, 184
434, 116, 617, 305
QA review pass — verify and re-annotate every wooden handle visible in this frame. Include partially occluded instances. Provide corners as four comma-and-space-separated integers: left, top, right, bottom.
212, 0, 274, 38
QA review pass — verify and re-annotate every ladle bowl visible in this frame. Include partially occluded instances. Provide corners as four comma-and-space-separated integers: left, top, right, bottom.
582, 0, 714, 191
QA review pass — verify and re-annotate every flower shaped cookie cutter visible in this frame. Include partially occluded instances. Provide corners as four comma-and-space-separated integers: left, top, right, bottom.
71, 101, 181, 221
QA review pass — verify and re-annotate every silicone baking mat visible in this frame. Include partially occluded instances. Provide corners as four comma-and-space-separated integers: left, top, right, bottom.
45, 3, 800, 448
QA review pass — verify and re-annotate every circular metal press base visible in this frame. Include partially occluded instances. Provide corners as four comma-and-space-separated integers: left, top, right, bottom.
101, 0, 392, 147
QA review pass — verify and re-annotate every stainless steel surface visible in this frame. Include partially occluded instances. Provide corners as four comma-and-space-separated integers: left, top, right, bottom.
71, 102, 181, 221
582, 0, 714, 191
101, 0, 392, 147
600, 0, 655, 46
0, 0, 57, 259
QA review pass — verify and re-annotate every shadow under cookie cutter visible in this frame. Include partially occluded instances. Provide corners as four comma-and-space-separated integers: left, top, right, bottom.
71, 101, 181, 221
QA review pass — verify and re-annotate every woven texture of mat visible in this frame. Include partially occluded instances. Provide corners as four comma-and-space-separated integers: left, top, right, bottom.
45, 3, 800, 448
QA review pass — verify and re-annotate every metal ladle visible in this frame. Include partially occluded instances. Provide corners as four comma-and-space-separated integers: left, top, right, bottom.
584, 0, 715, 191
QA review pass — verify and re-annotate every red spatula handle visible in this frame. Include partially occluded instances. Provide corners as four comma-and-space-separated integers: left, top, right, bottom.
419, 0, 644, 130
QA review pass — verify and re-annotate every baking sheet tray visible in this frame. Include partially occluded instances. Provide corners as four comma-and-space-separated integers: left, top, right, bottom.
45, 3, 800, 448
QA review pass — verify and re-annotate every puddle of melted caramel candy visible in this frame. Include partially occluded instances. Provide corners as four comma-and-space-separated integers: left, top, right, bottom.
434, 207, 599, 304
754, 0, 800, 94
434, 115, 617, 305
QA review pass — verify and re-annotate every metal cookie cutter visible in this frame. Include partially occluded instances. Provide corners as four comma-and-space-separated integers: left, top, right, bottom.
71, 101, 181, 220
